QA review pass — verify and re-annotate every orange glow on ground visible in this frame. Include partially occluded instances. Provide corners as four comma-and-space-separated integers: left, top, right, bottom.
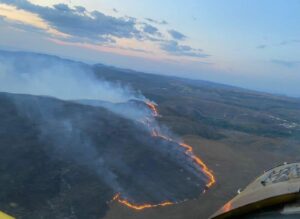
145, 101, 159, 117
222, 201, 232, 212
113, 194, 173, 210
153, 134, 215, 188
111, 101, 216, 210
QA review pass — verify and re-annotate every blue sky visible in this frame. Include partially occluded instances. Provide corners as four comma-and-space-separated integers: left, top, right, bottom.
0, 0, 299, 96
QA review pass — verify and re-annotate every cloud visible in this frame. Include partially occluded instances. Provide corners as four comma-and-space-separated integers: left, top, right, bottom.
75, 6, 86, 14
257, 44, 267, 49
257, 39, 300, 49
278, 39, 300, 46
160, 40, 209, 58
142, 23, 160, 36
271, 59, 300, 68
0, 0, 141, 43
168, 29, 186, 40
0, 0, 209, 60
145, 18, 168, 25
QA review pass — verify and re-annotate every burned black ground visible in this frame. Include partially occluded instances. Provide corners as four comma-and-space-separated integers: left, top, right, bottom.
0, 92, 207, 219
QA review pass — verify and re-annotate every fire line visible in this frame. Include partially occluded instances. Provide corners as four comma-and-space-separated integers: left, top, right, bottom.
112, 194, 173, 210
111, 101, 215, 210
145, 101, 159, 117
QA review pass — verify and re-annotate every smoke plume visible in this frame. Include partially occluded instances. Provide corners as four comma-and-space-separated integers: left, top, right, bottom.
0, 50, 143, 103
0, 50, 212, 212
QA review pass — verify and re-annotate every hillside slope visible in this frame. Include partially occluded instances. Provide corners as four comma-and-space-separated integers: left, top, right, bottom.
0, 93, 209, 219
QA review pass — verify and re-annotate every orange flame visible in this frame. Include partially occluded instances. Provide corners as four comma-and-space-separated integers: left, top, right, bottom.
152, 133, 215, 188
110, 101, 215, 210
180, 143, 215, 187
145, 101, 159, 117
222, 201, 232, 212
191, 155, 215, 188
112, 194, 173, 210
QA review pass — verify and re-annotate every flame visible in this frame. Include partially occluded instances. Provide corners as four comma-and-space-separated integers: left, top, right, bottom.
112, 194, 173, 210
191, 155, 215, 188
111, 193, 120, 202
222, 201, 232, 212
110, 101, 215, 210
151, 133, 215, 188
145, 101, 159, 117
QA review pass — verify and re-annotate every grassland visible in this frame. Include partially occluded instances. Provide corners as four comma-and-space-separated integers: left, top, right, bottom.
94, 65, 300, 219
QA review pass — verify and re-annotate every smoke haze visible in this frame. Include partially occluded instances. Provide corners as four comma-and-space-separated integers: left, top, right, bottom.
0, 50, 210, 213
0, 50, 143, 103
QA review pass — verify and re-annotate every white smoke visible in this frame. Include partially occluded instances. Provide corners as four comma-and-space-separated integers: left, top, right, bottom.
0, 50, 210, 203
0, 51, 143, 103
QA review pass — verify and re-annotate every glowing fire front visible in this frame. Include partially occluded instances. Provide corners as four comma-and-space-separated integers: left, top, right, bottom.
112, 194, 173, 210
111, 101, 215, 210
145, 101, 215, 188
145, 101, 159, 117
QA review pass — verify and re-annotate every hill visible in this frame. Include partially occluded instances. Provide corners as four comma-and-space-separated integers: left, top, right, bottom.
1, 50, 300, 218
0, 92, 210, 219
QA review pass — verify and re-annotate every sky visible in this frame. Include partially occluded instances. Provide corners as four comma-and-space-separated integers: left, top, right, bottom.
0, 0, 299, 97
